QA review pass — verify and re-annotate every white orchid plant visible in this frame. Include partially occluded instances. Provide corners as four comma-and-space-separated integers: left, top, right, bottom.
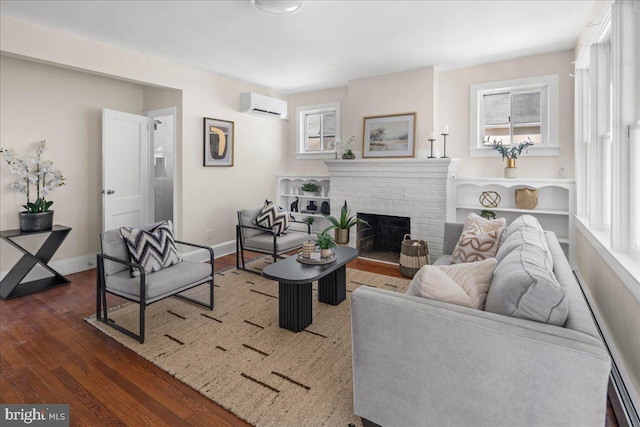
329, 135, 356, 158
0, 140, 66, 213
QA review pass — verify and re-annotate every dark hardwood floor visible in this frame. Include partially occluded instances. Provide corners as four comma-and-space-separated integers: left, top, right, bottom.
1, 252, 618, 426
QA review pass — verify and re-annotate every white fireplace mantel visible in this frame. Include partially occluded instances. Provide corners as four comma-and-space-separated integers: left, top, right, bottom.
325, 158, 460, 261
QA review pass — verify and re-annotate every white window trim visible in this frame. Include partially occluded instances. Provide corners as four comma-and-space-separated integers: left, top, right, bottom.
630, 120, 640, 259
574, 0, 640, 288
295, 102, 341, 160
469, 74, 560, 157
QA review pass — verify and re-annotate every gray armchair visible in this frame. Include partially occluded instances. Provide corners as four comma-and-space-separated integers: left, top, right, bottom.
236, 207, 311, 271
97, 223, 214, 343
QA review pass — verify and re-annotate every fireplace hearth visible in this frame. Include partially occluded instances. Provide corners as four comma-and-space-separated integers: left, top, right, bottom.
357, 213, 410, 263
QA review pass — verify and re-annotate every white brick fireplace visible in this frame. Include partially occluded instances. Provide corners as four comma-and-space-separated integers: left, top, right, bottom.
324, 158, 460, 261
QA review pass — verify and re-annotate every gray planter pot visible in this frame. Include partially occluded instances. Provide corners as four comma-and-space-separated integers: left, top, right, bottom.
19, 211, 54, 233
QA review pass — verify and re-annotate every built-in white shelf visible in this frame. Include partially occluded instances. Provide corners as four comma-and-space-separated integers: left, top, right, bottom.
448, 177, 576, 266
277, 174, 331, 234
456, 205, 570, 216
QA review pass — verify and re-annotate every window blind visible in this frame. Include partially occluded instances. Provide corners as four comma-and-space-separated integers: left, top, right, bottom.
512, 91, 541, 124
483, 93, 510, 125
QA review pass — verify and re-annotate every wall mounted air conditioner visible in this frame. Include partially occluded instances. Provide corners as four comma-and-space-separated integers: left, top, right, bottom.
240, 92, 288, 119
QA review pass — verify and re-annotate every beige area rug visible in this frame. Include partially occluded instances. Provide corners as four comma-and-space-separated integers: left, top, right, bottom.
86, 258, 411, 427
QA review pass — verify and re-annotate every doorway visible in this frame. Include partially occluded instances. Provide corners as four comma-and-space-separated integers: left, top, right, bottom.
102, 107, 177, 232
146, 107, 177, 225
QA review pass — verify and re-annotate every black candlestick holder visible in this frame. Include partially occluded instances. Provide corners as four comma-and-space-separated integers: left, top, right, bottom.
428, 138, 436, 158
441, 133, 449, 158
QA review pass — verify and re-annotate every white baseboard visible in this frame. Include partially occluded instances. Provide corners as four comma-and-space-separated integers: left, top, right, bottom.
0, 239, 238, 281
0, 253, 97, 282
181, 239, 236, 263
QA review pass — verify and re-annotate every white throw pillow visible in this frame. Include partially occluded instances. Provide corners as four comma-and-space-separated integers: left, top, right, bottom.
450, 226, 504, 264
464, 212, 506, 233
411, 258, 497, 310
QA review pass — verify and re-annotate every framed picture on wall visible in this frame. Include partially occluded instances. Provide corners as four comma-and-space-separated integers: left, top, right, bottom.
362, 112, 416, 158
204, 117, 234, 167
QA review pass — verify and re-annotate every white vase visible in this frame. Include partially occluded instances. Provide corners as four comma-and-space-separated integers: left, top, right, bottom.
320, 248, 332, 258
303, 191, 315, 197
504, 159, 517, 179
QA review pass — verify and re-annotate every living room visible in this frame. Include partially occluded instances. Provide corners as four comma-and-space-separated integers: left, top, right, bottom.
0, 1, 638, 426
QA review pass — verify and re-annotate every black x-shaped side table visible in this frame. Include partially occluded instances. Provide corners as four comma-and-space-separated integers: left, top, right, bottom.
0, 225, 72, 300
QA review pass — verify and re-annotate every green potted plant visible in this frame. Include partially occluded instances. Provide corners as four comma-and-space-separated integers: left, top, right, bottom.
301, 182, 319, 196
480, 210, 496, 220
0, 140, 66, 232
315, 231, 336, 258
324, 201, 368, 245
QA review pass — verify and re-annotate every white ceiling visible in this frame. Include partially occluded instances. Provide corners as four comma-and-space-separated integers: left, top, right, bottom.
0, 0, 594, 94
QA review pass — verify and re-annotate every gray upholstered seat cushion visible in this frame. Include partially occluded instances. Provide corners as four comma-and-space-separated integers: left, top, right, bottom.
244, 231, 311, 253
484, 224, 568, 326
105, 260, 212, 303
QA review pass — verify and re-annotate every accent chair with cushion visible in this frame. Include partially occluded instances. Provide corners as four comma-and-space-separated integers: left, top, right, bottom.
97, 221, 214, 343
236, 205, 311, 271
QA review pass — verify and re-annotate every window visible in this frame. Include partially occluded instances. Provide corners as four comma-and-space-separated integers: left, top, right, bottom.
574, 0, 639, 290
296, 102, 341, 159
481, 90, 543, 146
602, 133, 612, 230
469, 75, 559, 157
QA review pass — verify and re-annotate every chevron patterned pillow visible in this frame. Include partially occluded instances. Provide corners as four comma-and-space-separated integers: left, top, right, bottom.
254, 200, 292, 236
120, 220, 183, 278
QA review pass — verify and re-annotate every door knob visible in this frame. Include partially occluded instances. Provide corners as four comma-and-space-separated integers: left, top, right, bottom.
106, 189, 115, 195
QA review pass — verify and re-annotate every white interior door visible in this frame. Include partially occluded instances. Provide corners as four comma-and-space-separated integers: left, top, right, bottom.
102, 108, 150, 231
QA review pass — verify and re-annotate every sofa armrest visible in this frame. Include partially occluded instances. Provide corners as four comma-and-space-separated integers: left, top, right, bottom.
351, 286, 610, 427
443, 222, 464, 255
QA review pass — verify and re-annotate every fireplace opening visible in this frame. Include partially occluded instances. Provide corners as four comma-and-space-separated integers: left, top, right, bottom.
357, 213, 410, 263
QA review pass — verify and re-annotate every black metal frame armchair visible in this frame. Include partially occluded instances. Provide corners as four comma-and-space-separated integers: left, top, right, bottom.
236, 207, 311, 272
97, 226, 214, 344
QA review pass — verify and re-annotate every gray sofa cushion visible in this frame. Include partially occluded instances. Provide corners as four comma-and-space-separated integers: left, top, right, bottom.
244, 231, 311, 253
495, 224, 552, 267
105, 259, 212, 303
485, 228, 568, 326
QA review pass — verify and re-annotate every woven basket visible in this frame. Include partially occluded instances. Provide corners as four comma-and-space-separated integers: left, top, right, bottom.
399, 234, 429, 278
515, 187, 538, 210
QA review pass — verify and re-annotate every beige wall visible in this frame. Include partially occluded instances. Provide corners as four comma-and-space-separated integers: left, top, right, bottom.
347, 67, 435, 154
286, 53, 573, 180
438, 49, 576, 178
576, 230, 640, 397
286, 67, 436, 175
0, 55, 145, 270
286, 86, 348, 175
0, 16, 287, 269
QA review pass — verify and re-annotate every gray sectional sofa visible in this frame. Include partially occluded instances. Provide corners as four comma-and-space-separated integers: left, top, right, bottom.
351, 216, 611, 427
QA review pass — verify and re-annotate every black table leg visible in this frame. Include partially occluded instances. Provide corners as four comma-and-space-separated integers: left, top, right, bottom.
279, 281, 312, 332
0, 227, 72, 300
318, 264, 347, 305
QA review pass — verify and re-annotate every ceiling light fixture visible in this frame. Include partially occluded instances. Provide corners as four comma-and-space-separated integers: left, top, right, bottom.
250, 0, 303, 16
